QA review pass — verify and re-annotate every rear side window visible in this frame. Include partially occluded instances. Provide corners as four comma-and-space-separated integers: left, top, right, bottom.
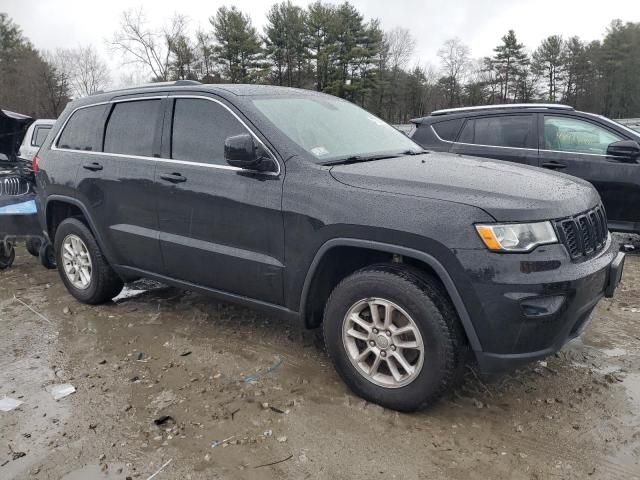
432, 118, 464, 141
171, 98, 248, 165
104, 100, 161, 157
32, 126, 51, 147
57, 105, 105, 151
458, 115, 535, 148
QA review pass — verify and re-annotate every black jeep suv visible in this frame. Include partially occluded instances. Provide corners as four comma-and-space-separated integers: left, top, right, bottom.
35, 83, 625, 411
411, 104, 640, 234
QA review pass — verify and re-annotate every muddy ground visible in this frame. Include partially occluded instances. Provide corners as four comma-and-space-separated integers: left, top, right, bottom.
1, 243, 639, 480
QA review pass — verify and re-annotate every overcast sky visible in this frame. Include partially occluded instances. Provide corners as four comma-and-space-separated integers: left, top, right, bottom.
4, 0, 640, 82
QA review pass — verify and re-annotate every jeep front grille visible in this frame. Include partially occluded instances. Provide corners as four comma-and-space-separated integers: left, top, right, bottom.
555, 204, 608, 260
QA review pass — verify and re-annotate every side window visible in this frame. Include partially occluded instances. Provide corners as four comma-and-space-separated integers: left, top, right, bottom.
544, 116, 622, 155
171, 98, 248, 165
104, 100, 161, 157
57, 105, 105, 151
32, 126, 52, 147
432, 118, 464, 141
457, 115, 535, 148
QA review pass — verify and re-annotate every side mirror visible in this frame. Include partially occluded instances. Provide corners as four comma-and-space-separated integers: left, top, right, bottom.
224, 134, 264, 170
607, 140, 640, 162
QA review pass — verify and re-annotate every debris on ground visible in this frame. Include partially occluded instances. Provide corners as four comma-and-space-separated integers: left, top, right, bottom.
0, 397, 23, 412
145, 458, 172, 480
153, 415, 175, 426
253, 454, 293, 469
49, 384, 76, 400
211, 436, 236, 448
241, 358, 283, 383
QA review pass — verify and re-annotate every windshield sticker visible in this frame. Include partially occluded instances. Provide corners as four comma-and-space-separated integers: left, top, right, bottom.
311, 146, 329, 157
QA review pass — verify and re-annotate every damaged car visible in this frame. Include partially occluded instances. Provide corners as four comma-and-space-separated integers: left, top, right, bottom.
0, 109, 54, 269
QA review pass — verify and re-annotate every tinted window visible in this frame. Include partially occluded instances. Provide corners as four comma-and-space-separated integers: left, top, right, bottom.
32, 126, 51, 147
171, 98, 248, 165
104, 100, 161, 156
458, 115, 535, 148
544, 116, 622, 155
432, 118, 464, 141
57, 105, 105, 151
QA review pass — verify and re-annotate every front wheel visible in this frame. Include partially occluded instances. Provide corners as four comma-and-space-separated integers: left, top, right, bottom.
54, 218, 123, 304
323, 265, 466, 411
0, 243, 15, 270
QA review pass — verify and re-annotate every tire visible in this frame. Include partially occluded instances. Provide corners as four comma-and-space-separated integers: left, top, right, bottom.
323, 264, 466, 412
0, 243, 15, 270
54, 218, 123, 304
26, 237, 41, 257
39, 241, 56, 270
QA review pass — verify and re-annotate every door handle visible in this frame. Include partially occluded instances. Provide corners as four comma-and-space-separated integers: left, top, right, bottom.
82, 162, 103, 171
160, 173, 187, 183
541, 161, 567, 170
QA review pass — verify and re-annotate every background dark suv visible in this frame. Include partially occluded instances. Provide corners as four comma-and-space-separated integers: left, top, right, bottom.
411, 104, 640, 234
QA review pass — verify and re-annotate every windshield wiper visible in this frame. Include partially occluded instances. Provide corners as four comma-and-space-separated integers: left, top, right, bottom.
321, 153, 404, 166
321, 149, 429, 166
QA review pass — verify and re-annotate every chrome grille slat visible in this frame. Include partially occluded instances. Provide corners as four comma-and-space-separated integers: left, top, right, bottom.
0, 176, 30, 197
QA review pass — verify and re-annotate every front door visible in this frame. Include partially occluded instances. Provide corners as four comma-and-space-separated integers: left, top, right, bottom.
155, 95, 285, 305
538, 114, 640, 231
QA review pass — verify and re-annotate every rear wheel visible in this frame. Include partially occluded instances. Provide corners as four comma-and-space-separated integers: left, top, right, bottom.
323, 265, 465, 411
54, 218, 123, 304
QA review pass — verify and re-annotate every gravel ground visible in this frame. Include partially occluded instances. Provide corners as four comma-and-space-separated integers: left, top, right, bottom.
1, 244, 639, 480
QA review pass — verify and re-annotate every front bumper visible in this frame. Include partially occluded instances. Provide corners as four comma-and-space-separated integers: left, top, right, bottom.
454, 236, 624, 373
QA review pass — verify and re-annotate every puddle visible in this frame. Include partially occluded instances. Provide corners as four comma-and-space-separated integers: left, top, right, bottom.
60, 463, 126, 480
599, 347, 628, 358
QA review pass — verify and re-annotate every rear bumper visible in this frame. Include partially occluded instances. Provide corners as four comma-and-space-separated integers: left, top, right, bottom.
454, 238, 624, 374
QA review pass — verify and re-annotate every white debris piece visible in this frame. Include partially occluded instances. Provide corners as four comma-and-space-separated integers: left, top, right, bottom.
50, 384, 76, 400
0, 397, 23, 412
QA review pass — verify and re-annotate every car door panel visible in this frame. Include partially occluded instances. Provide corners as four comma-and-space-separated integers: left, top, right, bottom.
74, 96, 164, 272
538, 114, 640, 229
155, 95, 285, 305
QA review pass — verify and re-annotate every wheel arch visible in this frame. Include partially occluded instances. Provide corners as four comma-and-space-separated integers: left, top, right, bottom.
299, 238, 482, 352
45, 195, 114, 264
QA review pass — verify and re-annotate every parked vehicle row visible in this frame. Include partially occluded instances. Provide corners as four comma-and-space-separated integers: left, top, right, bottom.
32, 82, 625, 411
410, 104, 640, 234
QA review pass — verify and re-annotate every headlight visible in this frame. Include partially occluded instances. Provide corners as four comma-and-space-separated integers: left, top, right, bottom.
475, 221, 558, 252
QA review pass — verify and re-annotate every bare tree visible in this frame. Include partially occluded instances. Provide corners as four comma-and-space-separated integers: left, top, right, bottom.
110, 8, 171, 81
68, 46, 110, 96
385, 27, 416, 72
437, 38, 471, 106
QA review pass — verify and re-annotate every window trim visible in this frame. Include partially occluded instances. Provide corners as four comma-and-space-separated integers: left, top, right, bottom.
51, 95, 281, 177
430, 119, 539, 152
540, 113, 626, 158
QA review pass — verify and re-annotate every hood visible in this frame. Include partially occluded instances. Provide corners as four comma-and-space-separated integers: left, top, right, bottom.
330, 152, 600, 222
0, 109, 34, 161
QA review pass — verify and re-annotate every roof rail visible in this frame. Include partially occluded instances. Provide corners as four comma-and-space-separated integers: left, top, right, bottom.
430, 103, 574, 116
90, 79, 202, 96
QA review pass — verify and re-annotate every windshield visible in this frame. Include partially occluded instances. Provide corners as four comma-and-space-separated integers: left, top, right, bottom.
251, 96, 422, 163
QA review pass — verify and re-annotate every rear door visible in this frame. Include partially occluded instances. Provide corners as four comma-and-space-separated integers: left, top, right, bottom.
538, 114, 640, 230
154, 94, 285, 305
72, 95, 165, 271
450, 114, 538, 166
